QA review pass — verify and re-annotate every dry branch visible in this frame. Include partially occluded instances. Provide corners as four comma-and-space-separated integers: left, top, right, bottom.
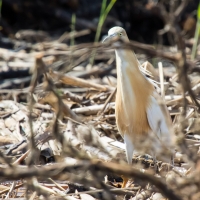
49, 70, 112, 91
0, 160, 182, 200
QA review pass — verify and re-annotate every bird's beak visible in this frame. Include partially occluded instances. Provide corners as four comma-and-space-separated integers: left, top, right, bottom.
102, 34, 117, 43
102, 35, 111, 43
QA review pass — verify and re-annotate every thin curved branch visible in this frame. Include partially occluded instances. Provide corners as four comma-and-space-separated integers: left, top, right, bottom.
0, 160, 181, 200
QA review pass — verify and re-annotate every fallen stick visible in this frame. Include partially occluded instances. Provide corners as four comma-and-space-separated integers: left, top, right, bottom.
72, 95, 186, 115
49, 70, 111, 92
72, 102, 115, 115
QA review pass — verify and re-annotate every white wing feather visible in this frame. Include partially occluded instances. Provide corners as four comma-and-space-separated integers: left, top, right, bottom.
124, 134, 135, 164
147, 95, 172, 145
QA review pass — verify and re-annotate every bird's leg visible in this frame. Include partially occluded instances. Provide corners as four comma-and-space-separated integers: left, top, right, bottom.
121, 134, 134, 188
121, 175, 129, 188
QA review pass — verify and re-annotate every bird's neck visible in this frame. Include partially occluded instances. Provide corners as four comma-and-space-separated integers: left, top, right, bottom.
115, 49, 143, 79
115, 48, 153, 95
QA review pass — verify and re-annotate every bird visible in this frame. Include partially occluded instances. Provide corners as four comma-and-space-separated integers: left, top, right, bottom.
103, 27, 174, 186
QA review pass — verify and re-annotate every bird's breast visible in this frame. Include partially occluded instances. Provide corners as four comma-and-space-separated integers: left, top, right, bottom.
115, 56, 154, 138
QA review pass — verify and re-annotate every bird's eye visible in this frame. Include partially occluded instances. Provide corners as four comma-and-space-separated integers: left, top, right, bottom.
119, 33, 122, 36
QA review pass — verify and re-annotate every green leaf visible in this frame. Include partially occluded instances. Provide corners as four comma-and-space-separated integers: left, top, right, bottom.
198, 2, 200, 20
192, 2, 200, 59
0, 0, 2, 19
90, 0, 116, 65
70, 13, 76, 46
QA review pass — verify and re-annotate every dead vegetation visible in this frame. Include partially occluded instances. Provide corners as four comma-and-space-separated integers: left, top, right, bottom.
0, 1, 200, 200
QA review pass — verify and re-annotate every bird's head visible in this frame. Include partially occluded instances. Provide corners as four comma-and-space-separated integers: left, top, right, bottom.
102, 26, 129, 43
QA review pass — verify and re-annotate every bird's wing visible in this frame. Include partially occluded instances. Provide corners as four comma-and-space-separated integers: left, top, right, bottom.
146, 92, 173, 144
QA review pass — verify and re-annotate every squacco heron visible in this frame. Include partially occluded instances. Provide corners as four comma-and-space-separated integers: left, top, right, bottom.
103, 27, 174, 184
